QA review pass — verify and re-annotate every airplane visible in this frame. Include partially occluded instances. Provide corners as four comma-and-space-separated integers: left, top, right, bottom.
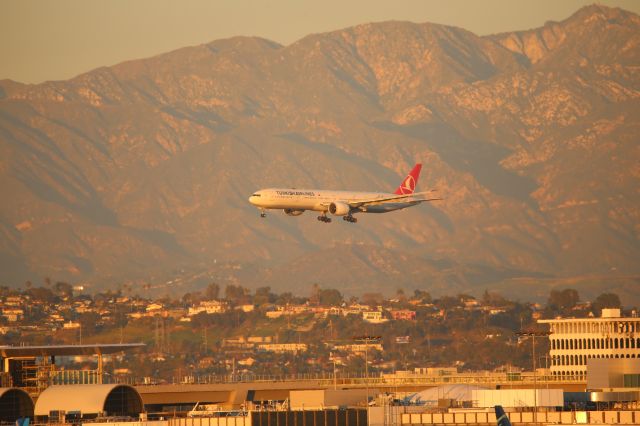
495, 405, 512, 426
248, 163, 441, 223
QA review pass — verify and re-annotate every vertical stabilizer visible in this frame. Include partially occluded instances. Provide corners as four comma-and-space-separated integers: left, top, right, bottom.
495, 406, 512, 426
394, 163, 422, 195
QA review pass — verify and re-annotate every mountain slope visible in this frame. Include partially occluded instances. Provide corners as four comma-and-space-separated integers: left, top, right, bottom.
0, 5, 638, 302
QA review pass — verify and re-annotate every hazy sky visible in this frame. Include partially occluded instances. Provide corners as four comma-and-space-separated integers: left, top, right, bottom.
2, 0, 639, 84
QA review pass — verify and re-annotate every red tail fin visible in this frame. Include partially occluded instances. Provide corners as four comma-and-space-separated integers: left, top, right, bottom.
394, 163, 422, 195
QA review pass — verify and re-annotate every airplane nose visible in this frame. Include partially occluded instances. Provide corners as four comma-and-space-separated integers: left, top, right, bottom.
248, 196, 255, 205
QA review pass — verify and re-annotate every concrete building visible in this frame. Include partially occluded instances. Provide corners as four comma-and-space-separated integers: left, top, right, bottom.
587, 358, 640, 390
289, 389, 373, 410
539, 309, 640, 378
472, 389, 564, 408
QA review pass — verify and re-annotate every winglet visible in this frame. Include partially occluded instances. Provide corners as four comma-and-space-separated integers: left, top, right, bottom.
495, 406, 512, 426
394, 163, 422, 195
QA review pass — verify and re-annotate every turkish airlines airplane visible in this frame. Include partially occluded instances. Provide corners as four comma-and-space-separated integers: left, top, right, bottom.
248, 163, 440, 223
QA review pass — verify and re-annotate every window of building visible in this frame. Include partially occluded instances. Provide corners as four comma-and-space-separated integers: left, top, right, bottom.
625, 374, 640, 388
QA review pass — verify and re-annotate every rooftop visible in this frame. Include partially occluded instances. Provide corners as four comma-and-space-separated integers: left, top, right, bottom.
0, 343, 145, 357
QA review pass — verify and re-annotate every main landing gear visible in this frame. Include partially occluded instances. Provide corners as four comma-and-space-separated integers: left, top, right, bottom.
343, 215, 357, 223
317, 215, 332, 223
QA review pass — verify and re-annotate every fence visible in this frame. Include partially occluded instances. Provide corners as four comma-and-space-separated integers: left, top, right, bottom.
129, 372, 585, 388
400, 410, 640, 425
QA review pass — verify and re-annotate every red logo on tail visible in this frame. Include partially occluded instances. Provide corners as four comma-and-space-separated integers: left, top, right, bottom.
394, 164, 422, 195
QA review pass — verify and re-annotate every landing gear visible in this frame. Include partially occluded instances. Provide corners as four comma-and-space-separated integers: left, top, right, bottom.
317, 215, 332, 223
260, 209, 266, 218
343, 215, 357, 223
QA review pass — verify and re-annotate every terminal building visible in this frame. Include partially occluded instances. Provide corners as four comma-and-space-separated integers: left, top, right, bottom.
538, 308, 640, 378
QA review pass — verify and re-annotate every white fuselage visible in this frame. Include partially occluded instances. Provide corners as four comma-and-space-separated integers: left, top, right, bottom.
248, 188, 416, 214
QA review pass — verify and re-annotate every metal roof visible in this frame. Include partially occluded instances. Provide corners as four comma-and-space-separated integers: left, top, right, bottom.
0, 343, 144, 357
34, 384, 142, 416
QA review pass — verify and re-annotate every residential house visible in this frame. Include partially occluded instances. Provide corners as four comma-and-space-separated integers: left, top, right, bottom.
2, 308, 24, 322
257, 343, 308, 353
362, 311, 388, 324
390, 309, 416, 321
332, 343, 384, 354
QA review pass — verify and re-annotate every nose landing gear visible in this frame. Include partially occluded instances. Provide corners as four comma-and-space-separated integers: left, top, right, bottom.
260, 209, 266, 218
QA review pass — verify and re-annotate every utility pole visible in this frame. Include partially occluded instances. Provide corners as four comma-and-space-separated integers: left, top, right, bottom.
203, 326, 208, 351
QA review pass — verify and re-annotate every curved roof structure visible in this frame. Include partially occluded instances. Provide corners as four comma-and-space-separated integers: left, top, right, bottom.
35, 384, 143, 417
0, 388, 34, 421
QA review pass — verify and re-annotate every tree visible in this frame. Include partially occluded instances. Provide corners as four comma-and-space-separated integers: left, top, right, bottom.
182, 292, 202, 304
225, 284, 249, 305
482, 290, 508, 307
78, 312, 102, 335
413, 290, 432, 304
548, 289, 580, 311
254, 286, 275, 305
592, 292, 621, 315
457, 293, 476, 302
205, 282, 220, 300
310, 283, 320, 306
54, 281, 73, 299
362, 293, 384, 306
26, 287, 57, 304
318, 288, 343, 306
276, 292, 294, 305
435, 296, 461, 310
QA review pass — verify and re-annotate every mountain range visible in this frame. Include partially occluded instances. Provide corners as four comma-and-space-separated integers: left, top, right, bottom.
1, 5, 639, 303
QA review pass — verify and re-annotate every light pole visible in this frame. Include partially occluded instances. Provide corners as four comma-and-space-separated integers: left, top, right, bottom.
329, 352, 337, 390
516, 330, 551, 424
353, 335, 381, 415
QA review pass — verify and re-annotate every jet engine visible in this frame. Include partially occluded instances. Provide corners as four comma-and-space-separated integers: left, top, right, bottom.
284, 208, 305, 216
329, 201, 350, 216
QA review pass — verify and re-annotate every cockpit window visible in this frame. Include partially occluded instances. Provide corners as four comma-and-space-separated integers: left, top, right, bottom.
252, 193, 261, 197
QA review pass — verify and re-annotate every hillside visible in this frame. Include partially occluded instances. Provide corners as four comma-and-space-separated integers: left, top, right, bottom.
0, 5, 638, 301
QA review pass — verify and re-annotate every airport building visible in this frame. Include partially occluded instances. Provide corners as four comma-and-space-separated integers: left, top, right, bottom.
0, 343, 145, 393
538, 309, 640, 378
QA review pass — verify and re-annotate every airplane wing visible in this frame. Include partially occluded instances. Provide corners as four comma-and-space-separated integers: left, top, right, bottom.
317, 190, 442, 212
348, 190, 441, 208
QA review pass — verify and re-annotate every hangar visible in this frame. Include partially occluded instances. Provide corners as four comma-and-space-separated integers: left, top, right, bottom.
34, 384, 143, 419
0, 387, 34, 422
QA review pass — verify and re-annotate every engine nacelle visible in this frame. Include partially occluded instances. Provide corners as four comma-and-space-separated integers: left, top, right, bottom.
329, 201, 350, 216
284, 208, 305, 216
